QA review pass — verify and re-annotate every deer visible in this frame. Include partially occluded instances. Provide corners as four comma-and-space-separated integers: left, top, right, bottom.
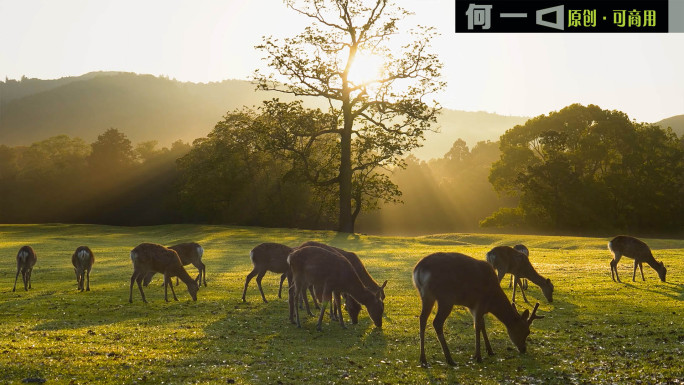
486, 245, 553, 303
287, 245, 384, 331
413, 252, 544, 365
13, 245, 37, 292
296, 241, 386, 324
72, 246, 94, 292
609, 235, 667, 283
242, 242, 293, 303
143, 242, 206, 288
129, 243, 199, 303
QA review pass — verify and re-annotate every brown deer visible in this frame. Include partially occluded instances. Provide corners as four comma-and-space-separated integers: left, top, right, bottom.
609, 235, 667, 282
287, 246, 384, 331
129, 243, 199, 303
72, 246, 94, 292
242, 242, 293, 303
296, 241, 387, 324
486, 245, 553, 303
13, 245, 37, 292
144, 242, 206, 287
413, 252, 544, 365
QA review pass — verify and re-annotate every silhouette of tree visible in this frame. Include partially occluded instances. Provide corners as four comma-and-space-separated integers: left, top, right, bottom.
254, 0, 444, 233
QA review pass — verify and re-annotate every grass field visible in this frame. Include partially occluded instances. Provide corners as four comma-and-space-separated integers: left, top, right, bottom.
0, 224, 682, 384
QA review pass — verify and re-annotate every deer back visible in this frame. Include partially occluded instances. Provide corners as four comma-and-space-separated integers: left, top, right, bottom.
609, 235, 655, 263
297, 241, 385, 297
250, 242, 292, 273
414, 252, 505, 309
169, 242, 203, 265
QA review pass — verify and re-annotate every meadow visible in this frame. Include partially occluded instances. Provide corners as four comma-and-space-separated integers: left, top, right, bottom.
0, 224, 682, 384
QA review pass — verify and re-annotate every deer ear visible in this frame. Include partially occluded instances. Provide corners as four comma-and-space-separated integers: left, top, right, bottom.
380, 280, 387, 290
521, 309, 530, 320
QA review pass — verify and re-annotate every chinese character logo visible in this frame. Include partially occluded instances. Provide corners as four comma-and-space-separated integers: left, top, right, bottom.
466, 4, 493, 30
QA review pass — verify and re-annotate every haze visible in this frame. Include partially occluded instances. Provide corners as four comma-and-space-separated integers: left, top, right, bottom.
1, 0, 683, 122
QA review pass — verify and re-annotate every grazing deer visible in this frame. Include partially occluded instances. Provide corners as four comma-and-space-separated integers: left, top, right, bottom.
242, 242, 293, 303
144, 242, 206, 287
72, 246, 94, 292
13, 246, 37, 292
609, 235, 667, 282
287, 246, 384, 331
486, 246, 553, 303
129, 243, 199, 303
413, 252, 544, 365
296, 241, 387, 324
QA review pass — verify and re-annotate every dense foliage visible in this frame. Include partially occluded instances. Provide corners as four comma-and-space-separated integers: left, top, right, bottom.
0, 129, 190, 224
484, 104, 684, 233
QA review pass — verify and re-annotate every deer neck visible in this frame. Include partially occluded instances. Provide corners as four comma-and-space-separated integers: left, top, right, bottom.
520, 267, 547, 288
173, 268, 195, 286
487, 291, 519, 328
346, 283, 375, 306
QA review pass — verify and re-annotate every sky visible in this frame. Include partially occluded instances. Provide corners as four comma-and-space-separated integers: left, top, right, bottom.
1, 0, 683, 123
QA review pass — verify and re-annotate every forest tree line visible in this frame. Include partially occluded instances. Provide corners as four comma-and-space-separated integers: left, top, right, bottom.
0, 103, 682, 235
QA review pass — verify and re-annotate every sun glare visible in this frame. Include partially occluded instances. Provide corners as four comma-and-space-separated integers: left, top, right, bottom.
347, 52, 385, 85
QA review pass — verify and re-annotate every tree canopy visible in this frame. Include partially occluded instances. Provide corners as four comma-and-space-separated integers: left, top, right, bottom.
484, 104, 684, 233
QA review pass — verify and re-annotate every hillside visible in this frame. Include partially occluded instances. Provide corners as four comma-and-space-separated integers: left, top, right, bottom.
657, 114, 684, 137
1, 72, 528, 159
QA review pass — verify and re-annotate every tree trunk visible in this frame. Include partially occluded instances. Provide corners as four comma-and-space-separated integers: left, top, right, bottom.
338, 111, 354, 233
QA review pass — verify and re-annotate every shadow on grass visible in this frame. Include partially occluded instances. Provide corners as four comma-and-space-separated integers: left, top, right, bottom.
621, 281, 682, 300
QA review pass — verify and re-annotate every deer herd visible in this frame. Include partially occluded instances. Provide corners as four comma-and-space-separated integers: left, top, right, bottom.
9, 234, 668, 365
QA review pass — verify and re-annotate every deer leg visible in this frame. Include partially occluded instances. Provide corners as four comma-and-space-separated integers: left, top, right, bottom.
639, 262, 645, 281
129, 273, 137, 303
473, 315, 484, 362
309, 286, 320, 309
610, 253, 622, 282
334, 291, 345, 328
12, 267, 20, 292
507, 273, 513, 288
278, 273, 287, 299
255, 271, 268, 303
288, 285, 297, 324
241, 268, 259, 302
86, 269, 90, 291
200, 262, 207, 287
515, 277, 529, 304
479, 315, 494, 356
433, 302, 456, 366
316, 286, 332, 331
136, 273, 148, 303
419, 296, 436, 367
175, 276, 179, 286
24, 269, 31, 291
167, 274, 179, 301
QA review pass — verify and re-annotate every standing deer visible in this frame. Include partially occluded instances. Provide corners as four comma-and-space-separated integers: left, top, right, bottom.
144, 242, 206, 287
72, 246, 94, 292
296, 241, 386, 324
413, 252, 544, 365
609, 235, 667, 282
486, 246, 553, 303
242, 242, 293, 303
129, 243, 199, 303
13, 246, 37, 292
287, 246, 384, 331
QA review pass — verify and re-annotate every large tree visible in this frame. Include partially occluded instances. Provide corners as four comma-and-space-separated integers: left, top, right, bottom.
486, 104, 684, 233
254, 0, 444, 233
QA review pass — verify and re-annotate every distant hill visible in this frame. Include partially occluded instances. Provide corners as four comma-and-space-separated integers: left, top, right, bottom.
1, 72, 525, 159
656, 115, 684, 138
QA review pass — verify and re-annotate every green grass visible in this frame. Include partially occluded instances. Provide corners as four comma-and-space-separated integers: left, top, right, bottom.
1, 224, 682, 384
